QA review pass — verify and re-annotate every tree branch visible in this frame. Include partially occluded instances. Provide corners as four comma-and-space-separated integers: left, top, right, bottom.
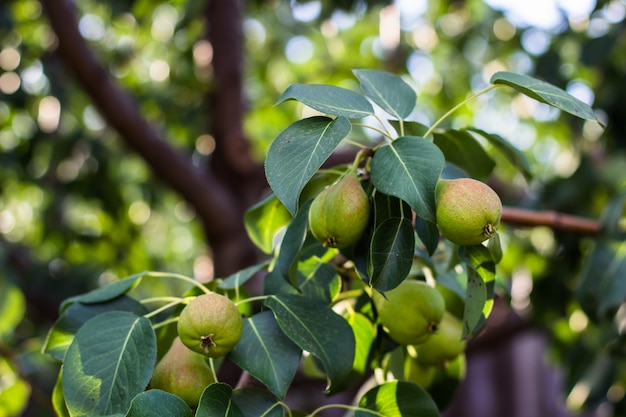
501, 206, 603, 235
41, 0, 248, 274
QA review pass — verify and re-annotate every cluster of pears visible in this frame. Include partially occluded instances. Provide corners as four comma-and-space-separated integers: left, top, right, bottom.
307, 171, 502, 250
373, 279, 467, 389
151, 292, 243, 407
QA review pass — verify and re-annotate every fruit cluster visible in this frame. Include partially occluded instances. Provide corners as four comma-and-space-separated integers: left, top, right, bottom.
151, 292, 243, 407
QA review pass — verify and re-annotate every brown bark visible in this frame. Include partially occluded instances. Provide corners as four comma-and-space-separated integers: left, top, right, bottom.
40, 0, 258, 275
502, 206, 603, 235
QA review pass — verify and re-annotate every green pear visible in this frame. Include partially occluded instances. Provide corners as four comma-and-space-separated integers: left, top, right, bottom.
372, 280, 445, 345
435, 178, 502, 246
177, 292, 243, 358
414, 312, 466, 367
308, 173, 370, 248
151, 337, 215, 407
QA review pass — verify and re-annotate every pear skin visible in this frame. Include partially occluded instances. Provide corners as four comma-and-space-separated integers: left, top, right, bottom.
151, 337, 215, 407
435, 178, 502, 246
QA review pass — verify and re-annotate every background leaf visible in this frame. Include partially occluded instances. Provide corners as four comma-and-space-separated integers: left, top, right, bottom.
353, 69, 416, 119
43, 296, 148, 361
125, 390, 193, 417
277, 84, 374, 118
264, 294, 355, 391
228, 311, 301, 399
244, 193, 292, 254
467, 128, 532, 180
356, 380, 440, 417
491, 71, 600, 124
370, 136, 445, 223
299, 262, 341, 304
62, 311, 156, 417
576, 240, 626, 319
458, 245, 496, 338
265, 116, 351, 215
433, 130, 495, 181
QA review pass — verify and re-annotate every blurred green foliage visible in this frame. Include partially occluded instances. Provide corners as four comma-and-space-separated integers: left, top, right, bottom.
1, 0, 625, 415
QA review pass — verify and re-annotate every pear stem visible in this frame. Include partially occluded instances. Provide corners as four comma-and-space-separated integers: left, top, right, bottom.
144, 271, 211, 294
308, 404, 385, 417
423, 84, 500, 138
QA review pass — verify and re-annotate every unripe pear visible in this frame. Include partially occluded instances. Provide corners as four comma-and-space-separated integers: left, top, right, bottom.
372, 280, 445, 346
177, 292, 243, 358
435, 178, 502, 246
151, 337, 215, 407
308, 173, 370, 248
414, 312, 466, 367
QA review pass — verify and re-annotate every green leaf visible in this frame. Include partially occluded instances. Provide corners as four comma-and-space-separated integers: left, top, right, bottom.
576, 240, 626, 319
276, 200, 311, 287
244, 193, 293, 254
491, 71, 601, 125
356, 380, 440, 417
196, 383, 242, 417
0, 280, 25, 337
228, 311, 301, 399
415, 217, 439, 257
125, 390, 193, 417
232, 388, 283, 417
62, 311, 156, 417
277, 84, 374, 119
433, 129, 496, 181
219, 262, 268, 290
369, 218, 415, 293
43, 296, 148, 361
60, 272, 147, 311
370, 136, 445, 223
52, 372, 70, 417
265, 116, 352, 215
346, 312, 376, 375
353, 69, 416, 119
467, 128, 532, 180
458, 245, 496, 338
389, 120, 429, 137
299, 262, 341, 304
264, 294, 355, 391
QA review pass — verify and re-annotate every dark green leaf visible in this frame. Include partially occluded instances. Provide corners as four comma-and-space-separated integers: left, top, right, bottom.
389, 120, 429, 138
277, 84, 374, 119
265, 116, 351, 215
196, 383, 242, 417
43, 296, 148, 361
232, 388, 283, 417
458, 245, 496, 338
433, 129, 495, 181
491, 71, 601, 125
60, 272, 147, 311
62, 311, 156, 417
370, 137, 445, 223
276, 200, 311, 287
369, 217, 415, 292
353, 69, 416, 119
244, 193, 292, 254
264, 294, 355, 391
229, 312, 301, 399
299, 262, 341, 304
415, 217, 439, 256
467, 128, 532, 180
576, 240, 626, 319
356, 380, 440, 417
125, 390, 193, 417
219, 262, 268, 290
